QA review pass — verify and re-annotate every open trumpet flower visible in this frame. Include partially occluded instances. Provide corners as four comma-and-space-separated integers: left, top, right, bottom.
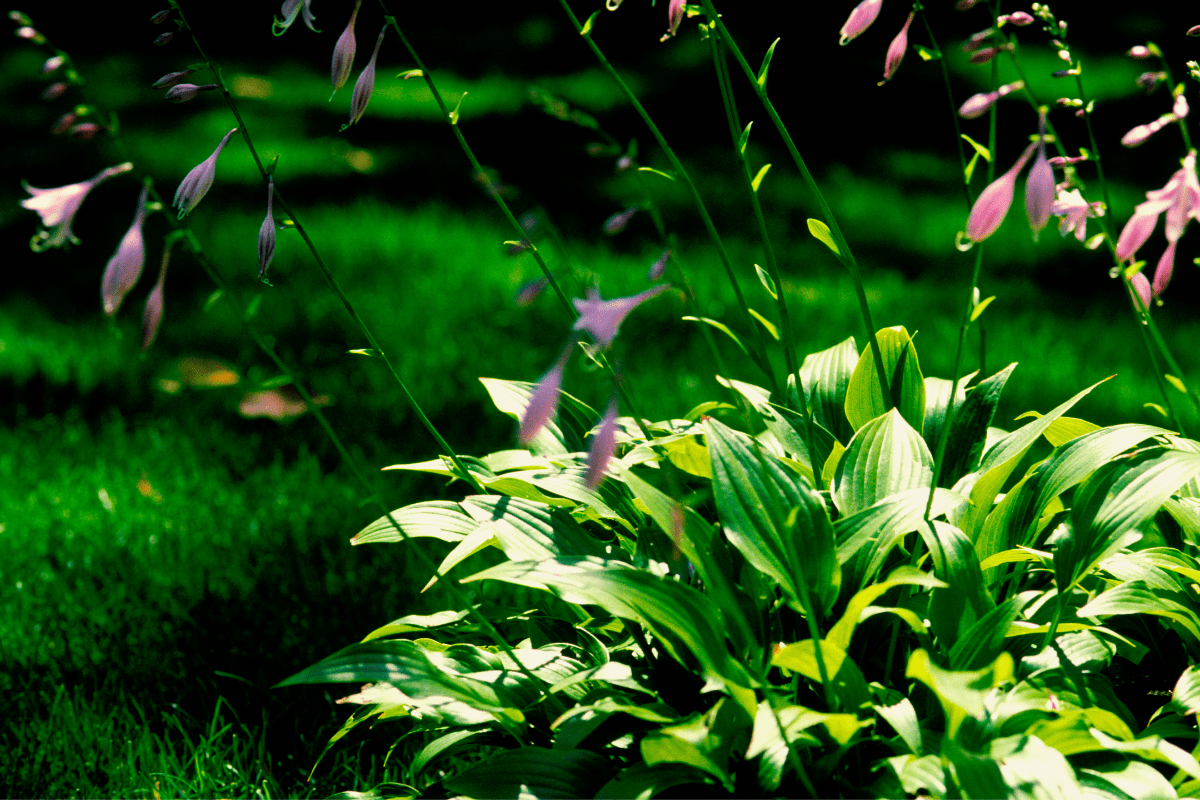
20, 162, 134, 251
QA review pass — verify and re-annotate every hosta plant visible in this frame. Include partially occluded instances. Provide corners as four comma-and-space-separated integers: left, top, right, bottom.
282, 327, 1200, 798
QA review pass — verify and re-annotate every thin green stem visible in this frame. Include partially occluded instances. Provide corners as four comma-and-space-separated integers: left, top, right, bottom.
700, 1, 893, 408
916, 3, 973, 208
169, 0, 483, 494
558, 0, 779, 395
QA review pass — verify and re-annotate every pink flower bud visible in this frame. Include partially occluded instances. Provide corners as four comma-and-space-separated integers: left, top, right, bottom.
142, 243, 172, 350
330, 0, 361, 98
150, 9, 172, 24
174, 128, 237, 218
347, 28, 384, 126
616, 155, 633, 171
664, 0, 686, 39
1173, 94, 1189, 119
1025, 110, 1055, 239
647, 248, 671, 281
962, 28, 994, 52
1127, 45, 1151, 59
153, 32, 175, 46
50, 112, 77, 134
519, 342, 573, 446
1189, 25, 1200, 37
969, 46, 1001, 64
70, 122, 102, 140
9, 12, 32, 25
585, 395, 620, 489
954, 0, 977, 9
41, 82, 68, 101
259, 176, 276, 280
1153, 240, 1177, 297
999, 11, 1033, 25
1129, 271, 1152, 309
958, 80, 1023, 119
16, 26, 41, 41
1121, 117, 1168, 147
839, 0, 883, 46
165, 83, 219, 103
102, 181, 150, 317
1136, 71, 1167, 92
603, 206, 639, 235
515, 277, 549, 306
151, 69, 196, 89
1048, 154, 1088, 166
1116, 207, 1159, 261
41, 56, 64, 74
878, 12, 914, 85
965, 142, 1037, 242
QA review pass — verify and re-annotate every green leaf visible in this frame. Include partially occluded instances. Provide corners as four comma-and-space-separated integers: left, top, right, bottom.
844, 326, 925, 434
1164, 664, 1200, 719
826, 566, 946, 653
637, 166, 676, 181
747, 701, 862, 790
800, 336, 858, 444
347, 348, 381, 358
947, 597, 1022, 670
409, 730, 487, 786
464, 557, 755, 707
961, 134, 991, 161
445, 748, 612, 799
754, 264, 777, 299
1089, 729, 1200, 782
747, 308, 779, 340
757, 37, 780, 89
351, 501, 478, 545
461, 495, 606, 561
969, 295, 996, 322
681, 316, 749, 357
580, 10, 600, 35
719, 376, 831, 478
872, 687, 923, 755
1077, 581, 1200, 644
705, 418, 841, 616
937, 363, 1015, 488
479, 377, 596, 456
596, 763, 716, 800
1081, 760, 1179, 800
737, 121, 753, 154
905, 649, 1014, 740
751, 163, 771, 192
772, 639, 872, 712
922, 372, 974, 464
953, 377, 1110, 542
807, 218, 841, 255
832, 408, 933, 517
918, 521, 994, 650
362, 609, 472, 642
620, 467, 754, 654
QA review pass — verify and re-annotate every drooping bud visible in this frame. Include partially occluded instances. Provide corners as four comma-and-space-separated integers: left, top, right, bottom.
647, 248, 671, 281
165, 83, 219, 103
40, 82, 68, 101
330, 0, 362, 98
41, 55, 64, 73
585, 394, 620, 489
965, 142, 1037, 242
16, 26, 42, 42
961, 28, 994, 52
1189, 25, 1200, 37
969, 46, 1001, 64
50, 112, 77, 134
173, 128, 237, 218
603, 206, 639, 235
258, 176, 277, 281
347, 27, 385, 126
70, 122, 102, 140
662, 0, 686, 40
519, 341, 574, 446
958, 80, 1023, 119
150, 9, 172, 24
515, 276, 549, 306
142, 241, 173, 350
151, 69, 196, 89
101, 181, 151, 317
153, 32, 175, 46
839, 0, 883, 46
1129, 271, 1152, 310
1025, 110, 1055, 239
878, 12, 914, 85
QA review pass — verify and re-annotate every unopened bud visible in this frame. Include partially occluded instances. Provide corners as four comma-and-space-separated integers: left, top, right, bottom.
603, 206, 639, 235
40, 81, 67, 101
962, 28, 994, 52
1174, 94, 1189, 119
41, 55, 64, 74
70, 122, 102, 140
1136, 71, 1168, 91
153, 32, 175, 46
1056, 97, 1082, 107
515, 277, 549, 306
1189, 25, 1200, 37
50, 111, 77, 134
16, 26, 43, 42
1057, 49, 1072, 62
969, 46, 1000, 64
150, 9, 172, 24
8, 11, 32, 25
165, 83, 219, 103
647, 248, 671, 281
1127, 45, 1152, 59
999, 11, 1034, 25
1048, 154, 1088, 166
616, 155, 633, 171
1052, 69, 1080, 77
151, 69, 195, 89
954, 0, 977, 9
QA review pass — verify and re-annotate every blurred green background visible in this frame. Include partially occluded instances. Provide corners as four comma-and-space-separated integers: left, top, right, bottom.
2, 0, 1199, 795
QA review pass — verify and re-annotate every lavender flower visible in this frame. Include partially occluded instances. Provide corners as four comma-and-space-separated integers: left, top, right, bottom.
348, 28, 385, 126
1115, 151, 1200, 298
965, 142, 1037, 242
258, 176, 276, 280
274, 0, 318, 35
331, 1, 361, 98
20, 162, 133, 251
839, 0, 882, 46
173, 128, 237, 219
165, 83, 218, 103
1051, 188, 1104, 242
573, 285, 671, 350
102, 181, 150, 316
585, 395, 620, 489
1025, 110, 1055, 239
519, 342, 573, 446
878, 12, 914, 85
151, 69, 196, 90
142, 243, 173, 350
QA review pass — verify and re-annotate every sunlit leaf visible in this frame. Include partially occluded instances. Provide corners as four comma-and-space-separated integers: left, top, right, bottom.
832, 408, 933, 517
906, 649, 1014, 739
844, 326, 925, 434
444, 747, 612, 799
351, 501, 478, 545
